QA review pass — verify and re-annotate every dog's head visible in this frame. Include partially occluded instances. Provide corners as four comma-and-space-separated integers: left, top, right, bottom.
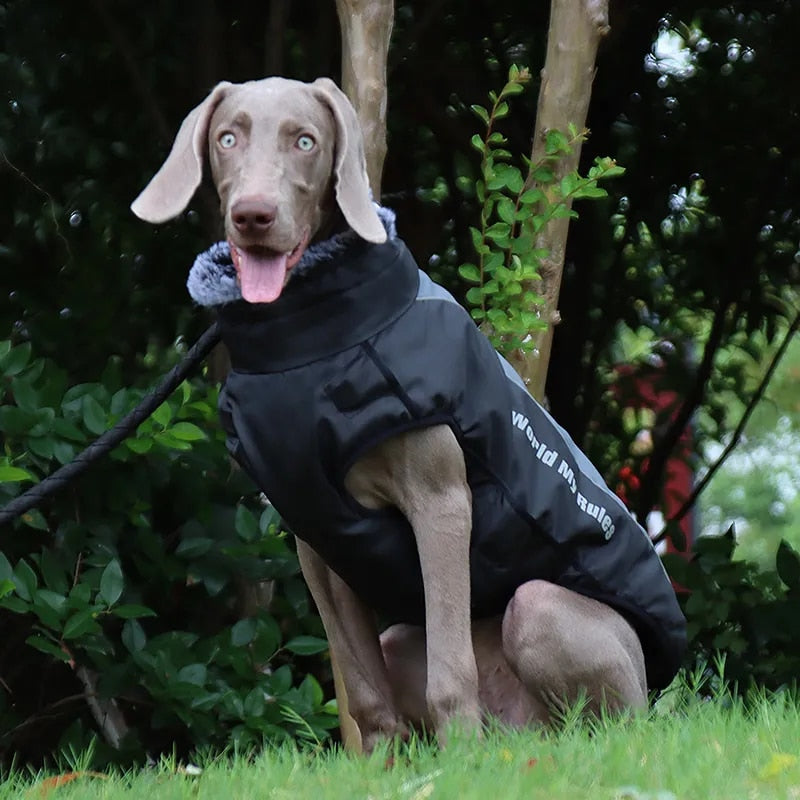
131, 77, 386, 303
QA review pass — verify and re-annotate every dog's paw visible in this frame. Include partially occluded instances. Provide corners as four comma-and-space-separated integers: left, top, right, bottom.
359, 716, 410, 755
427, 692, 483, 747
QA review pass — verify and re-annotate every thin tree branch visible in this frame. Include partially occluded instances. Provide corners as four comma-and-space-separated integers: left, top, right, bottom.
653, 306, 800, 545
635, 297, 731, 521
74, 665, 129, 749
0, 693, 86, 743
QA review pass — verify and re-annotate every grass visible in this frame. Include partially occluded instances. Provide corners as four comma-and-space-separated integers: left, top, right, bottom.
2, 679, 800, 799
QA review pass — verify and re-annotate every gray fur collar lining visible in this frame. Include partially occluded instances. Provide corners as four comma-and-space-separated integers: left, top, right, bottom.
187, 204, 398, 307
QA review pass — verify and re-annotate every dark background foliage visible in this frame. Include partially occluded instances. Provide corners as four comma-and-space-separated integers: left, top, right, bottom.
1, 0, 799, 767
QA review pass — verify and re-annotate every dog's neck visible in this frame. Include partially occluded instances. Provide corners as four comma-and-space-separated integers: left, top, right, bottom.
187, 204, 398, 308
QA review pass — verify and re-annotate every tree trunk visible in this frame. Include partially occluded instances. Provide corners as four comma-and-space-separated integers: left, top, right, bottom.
335, 0, 394, 196
328, 0, 606, 749
508, 0, 610, 402
332, 0, 394, 752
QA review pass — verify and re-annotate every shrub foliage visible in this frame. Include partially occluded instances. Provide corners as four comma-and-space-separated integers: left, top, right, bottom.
0, 340, 336, 766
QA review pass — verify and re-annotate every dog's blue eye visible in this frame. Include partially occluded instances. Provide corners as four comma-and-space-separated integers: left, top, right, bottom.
297, 135, 315, 152
219, 132, 237, 149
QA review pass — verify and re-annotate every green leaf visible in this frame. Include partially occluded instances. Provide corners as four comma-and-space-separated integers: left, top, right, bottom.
235, 505, 261, 543
1, 596, 29, 613
110, 388, 132, 417
26, 635, 71, 662
501, 81, 525, 96
195, 561, 229, 596
52, 440, 77, 465
465, 287, 484, 305
244, 687, 266, 717
10, 376, 39, 410
69, 581, 92, 606
0, 578, 15, 599
36, 588, 68, 614
496, 198, 517, 225
112, 604, 157, 619
169, 422, 206, 442
572, 184, 607, 200
469, 226, 484, 252
259, 505, 283, 535
550, 204, 578, 220
52, 418, 87, 443
284, 635, 329, 656
176, 537, 214, 558
63, 608, 101, 639
251, 616, 282, 662
152, 401, 173, 428
39, 549, 68, 593
153, 431, 192, 451
776, 541, 800, 590
519, 188, 545, 205
0, 406, 48, 436
486, 174, 507, 191
493, 101, 509, 120
82, 395, 107, 435
0, 343, 32, 376
125, 437, 153, 454
470, 104, 489, 125
0, 465, 36, 483
177, 664, 207, 686
301, 673, 325, 708
28, 436, 54, 460
470, 134, 486, 154
99, 559, 124, 607
231, 617, 257, 647
505, 170, 524, 194
545, 129, 571, 155
13, 559, 37, 601
484, 251, 504, 272
560, 173, 579, 197
458, 263, 482, 284
122, 619, 146, 652
485, 222, 511, 242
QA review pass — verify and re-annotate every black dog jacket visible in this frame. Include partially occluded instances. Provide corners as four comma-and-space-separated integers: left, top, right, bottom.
189, 209, 687, 690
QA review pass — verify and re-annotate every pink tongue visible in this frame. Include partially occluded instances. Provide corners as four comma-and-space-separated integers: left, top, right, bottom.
237, 249, 289, 303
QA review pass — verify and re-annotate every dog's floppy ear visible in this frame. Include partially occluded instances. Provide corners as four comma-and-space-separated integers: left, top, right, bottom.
310, 78, 387, 244
131, 82, 233, 224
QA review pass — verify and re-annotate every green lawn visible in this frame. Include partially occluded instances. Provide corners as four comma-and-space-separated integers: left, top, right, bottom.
3, 683, 799, 799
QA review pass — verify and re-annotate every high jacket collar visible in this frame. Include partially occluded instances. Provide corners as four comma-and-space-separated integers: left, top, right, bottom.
187, 207, 420, 372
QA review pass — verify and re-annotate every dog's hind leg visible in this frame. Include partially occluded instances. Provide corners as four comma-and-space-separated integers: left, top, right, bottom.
381, 618, 548, 730
501, 580, 648, 720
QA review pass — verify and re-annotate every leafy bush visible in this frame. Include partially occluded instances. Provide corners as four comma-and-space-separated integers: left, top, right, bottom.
0, 339, 336, 767
663, 527, 800, 690
459, 65, 624, 357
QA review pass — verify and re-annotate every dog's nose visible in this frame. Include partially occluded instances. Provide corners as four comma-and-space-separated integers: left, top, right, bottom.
231, 198, 278, 235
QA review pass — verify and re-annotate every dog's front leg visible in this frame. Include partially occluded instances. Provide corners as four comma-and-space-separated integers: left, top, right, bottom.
347, 425, 482, 742
296, 539, 407, 752
401, 440, 481, 740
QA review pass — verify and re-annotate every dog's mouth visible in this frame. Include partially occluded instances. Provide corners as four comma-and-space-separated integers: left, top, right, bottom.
229, 230, 310, 303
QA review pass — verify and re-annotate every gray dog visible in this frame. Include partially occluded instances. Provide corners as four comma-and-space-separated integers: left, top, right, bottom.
132, 77, 686, 751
